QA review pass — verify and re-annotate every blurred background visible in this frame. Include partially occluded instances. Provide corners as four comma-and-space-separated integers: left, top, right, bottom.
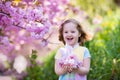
0, 0, 120, 80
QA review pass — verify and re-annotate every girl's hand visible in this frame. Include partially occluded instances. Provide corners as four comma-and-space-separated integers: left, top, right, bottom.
66, 64, 74, 73
67, 63, 80, 73
67, 66, 73, 73
61, 64, 68, 72
61, 64, 73, 73
61, 63, 79, 73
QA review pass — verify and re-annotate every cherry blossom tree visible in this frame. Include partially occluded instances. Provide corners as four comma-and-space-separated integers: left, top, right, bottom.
0, 0, 70, 55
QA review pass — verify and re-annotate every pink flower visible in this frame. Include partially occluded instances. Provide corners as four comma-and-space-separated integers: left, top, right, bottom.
59, 55, 82, 68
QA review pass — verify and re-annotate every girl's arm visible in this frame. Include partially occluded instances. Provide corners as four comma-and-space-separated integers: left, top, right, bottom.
54, 59, 68, 75
74, 57, 91, 75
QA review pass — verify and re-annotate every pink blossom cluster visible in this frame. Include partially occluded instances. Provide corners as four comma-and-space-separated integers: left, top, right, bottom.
0, 0, 70, 54
59, 55, 82, 69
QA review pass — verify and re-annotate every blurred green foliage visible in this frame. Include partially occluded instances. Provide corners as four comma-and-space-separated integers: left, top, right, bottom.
71, 0, 119, 24
23, 50, 41, 80
71, 0, 117, 23
39, 50, 58, 80
24, 50, 58, 80
88, 10, 120, 80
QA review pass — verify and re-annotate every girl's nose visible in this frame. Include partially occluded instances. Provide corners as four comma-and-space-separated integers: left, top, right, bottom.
67, 33, 72, 36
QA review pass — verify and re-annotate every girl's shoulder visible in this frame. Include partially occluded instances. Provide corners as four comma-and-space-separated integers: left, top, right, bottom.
58, 47, 65, 50
79, 46, 89, 51
55, 47, 65, 59
57, 47, 65, 53
75, 46, 87, 51
80, 46, 88, 48
82, 47, 91, 58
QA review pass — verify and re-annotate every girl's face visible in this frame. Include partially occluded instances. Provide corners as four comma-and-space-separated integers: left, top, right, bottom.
63, 22, 81, 46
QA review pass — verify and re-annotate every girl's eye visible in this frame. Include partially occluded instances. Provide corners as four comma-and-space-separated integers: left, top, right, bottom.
64, 31, 68, 33
71, 31, 75, 33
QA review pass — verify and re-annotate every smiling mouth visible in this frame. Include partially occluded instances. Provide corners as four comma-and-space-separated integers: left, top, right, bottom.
67, 38, 73, 40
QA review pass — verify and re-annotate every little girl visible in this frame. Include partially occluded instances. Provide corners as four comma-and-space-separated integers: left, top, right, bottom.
54, 19, 91, 80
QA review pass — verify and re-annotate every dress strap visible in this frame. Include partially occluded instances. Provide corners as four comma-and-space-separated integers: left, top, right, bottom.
73, 46, 85, 61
